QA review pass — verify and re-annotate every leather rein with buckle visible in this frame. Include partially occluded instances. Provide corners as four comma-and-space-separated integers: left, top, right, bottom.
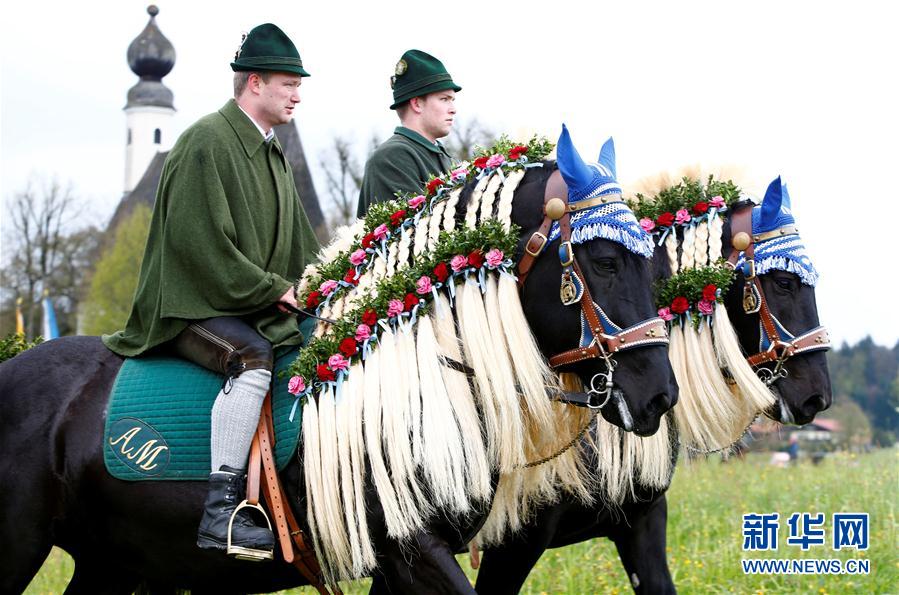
726, 204, 831, 385
516, 170, 669, 409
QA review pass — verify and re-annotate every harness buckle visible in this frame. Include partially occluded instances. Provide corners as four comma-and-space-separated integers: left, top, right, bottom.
525, 232, 548, 257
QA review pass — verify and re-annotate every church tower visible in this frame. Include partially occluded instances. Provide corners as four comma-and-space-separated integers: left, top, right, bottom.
124, 5, 175, 193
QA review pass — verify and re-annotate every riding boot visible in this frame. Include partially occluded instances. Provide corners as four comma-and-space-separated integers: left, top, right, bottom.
196, 465, 275, 554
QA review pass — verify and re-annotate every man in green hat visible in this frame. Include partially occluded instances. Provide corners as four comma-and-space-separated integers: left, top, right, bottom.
103, 23, 317, 559
356, 49, 461, 217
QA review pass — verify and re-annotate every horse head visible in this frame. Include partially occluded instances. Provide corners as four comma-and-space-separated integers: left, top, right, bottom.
514, 126, 678, 436
725, 177, 832, 425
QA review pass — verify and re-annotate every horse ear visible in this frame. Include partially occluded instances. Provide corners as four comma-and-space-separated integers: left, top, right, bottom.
760, 176, 783, 228
597, 137, 617, 179
556, 124, 595, 195
781, 183, 793, 212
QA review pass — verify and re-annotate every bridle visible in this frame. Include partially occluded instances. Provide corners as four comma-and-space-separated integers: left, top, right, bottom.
726, 203, 831, 386
517, 170, 669, 409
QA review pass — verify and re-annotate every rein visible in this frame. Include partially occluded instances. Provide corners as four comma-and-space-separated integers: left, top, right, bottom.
726, 204, 831, 385
517, 170, 669, 409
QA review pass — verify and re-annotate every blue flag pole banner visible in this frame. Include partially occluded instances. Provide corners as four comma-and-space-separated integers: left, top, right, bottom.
42, 294, 59, 339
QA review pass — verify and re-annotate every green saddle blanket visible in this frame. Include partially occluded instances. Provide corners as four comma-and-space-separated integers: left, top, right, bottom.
104, 347, 303, 481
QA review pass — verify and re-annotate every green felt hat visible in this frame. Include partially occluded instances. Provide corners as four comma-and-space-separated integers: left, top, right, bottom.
230, 23, 310, 77
390, 49, 460, 110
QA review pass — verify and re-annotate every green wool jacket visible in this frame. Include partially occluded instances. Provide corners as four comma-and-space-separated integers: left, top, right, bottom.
103, 99, 320, 357
356, 126, 453, 217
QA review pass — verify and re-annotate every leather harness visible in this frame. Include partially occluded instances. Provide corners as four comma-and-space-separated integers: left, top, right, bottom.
517, 170, 669, 407
725, 204, 831, 384
246, 394, 340, 595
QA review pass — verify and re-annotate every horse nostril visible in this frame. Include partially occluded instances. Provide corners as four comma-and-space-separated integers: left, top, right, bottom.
803, 394, 828, 414
651, 392, 674, 414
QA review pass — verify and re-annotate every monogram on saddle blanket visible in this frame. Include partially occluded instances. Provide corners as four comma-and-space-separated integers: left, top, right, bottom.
104, 333, 336, 593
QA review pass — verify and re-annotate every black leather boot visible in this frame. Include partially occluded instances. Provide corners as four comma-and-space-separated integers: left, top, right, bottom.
197, 465, 275, 556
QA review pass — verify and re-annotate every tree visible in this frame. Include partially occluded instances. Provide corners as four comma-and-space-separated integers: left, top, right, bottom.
445, 118, 496, 162
80, 204, 152, 336
0, 177, 101, 338
821, 400, 872, 451
319, 134, 379, 230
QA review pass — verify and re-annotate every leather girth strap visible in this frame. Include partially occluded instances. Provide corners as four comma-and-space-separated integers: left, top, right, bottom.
248, 394, 339, 595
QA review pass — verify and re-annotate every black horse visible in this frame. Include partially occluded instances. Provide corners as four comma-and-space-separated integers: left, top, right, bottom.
0, 159, 678, 594
473, 198, 833, 595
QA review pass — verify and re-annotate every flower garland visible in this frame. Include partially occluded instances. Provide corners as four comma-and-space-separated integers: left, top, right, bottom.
300, 134, 554, 312
286, 134, 555, 412
628, 176, 741, 235
287, 219, 519, 404
655, 264, 735, 327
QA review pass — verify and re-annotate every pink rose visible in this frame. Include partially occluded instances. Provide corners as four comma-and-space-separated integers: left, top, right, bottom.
287, 375, 305, 395
485, 249, 504, 267
450, 254, 469, 273
710, 195, 725, 209
328, 354, 349, 371
639, 217, 655, 232
485, 154, 506, 169
416, 275, 433, 295
373, 223, 389, 241
349, 249, 366, 266
450, 167, 469, 181
387, 299, 404, 317
355, 324, 371, 342
697, 299, 714, 315
319, 279, 338, 296
408, 195, 426, 209
657, 307, 674, 322
675, 209, 691, 225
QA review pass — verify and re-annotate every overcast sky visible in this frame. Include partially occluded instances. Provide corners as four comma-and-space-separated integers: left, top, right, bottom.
1, 0, 897, 347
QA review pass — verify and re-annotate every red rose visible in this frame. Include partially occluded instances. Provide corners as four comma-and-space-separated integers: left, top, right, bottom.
390, 209, 407, 227
361, 232, 376, 249
339, 337, 358, 358
509, 145, 529, 160
468, 250, 485, 269
426, 178, 445, 196
403, 292, 419, 312
693, 201, 709, 215
433, 261, 449, 283
670, 296, 690, 314
306, 291, 321, 308
317, 364, 335, 382
656, 212, 675, 227
361, 308, 378, 326
702, 284, 717, 302
473, 156, 489, 169
344, 267, 358, 286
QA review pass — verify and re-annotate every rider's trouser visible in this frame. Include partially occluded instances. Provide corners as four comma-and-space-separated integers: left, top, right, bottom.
168, 317, 273, 472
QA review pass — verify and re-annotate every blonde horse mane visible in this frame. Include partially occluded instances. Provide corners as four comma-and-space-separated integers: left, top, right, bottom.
300, 171, 593, 581
629, 166, 776, 454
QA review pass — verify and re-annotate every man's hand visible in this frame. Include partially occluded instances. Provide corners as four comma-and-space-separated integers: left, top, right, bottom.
277, 286, 300, 314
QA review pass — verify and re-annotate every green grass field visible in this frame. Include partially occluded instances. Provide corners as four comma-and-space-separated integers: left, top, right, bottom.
25, 449, 898, 594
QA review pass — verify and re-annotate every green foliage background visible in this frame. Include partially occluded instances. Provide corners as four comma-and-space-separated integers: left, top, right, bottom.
80, 204, 152, 336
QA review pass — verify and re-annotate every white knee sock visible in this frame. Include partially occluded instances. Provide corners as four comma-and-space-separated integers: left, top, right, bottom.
210, 368, 271, 472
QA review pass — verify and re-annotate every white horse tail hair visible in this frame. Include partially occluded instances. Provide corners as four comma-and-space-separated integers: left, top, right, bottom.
412, 210, 430, 257
496, 168, 526, 227
360, 348, 409, 538
415, 314, 471, 512
395, 322, 423, 466
314, 386, 352, 580
464, 175, 491, 229
665, 231, 680, 275
635, 412, 674, 489
668, 322, 717, 452
442, 187, 464, 232
680, 224, 696, 271
347, 362, 377, 571
708, 213, 724, 262
712, 301, 777, 411
428, 198, 448, 251
457, 278, 525, 472
431, 294, 491, 501
301, 393, 328, 578
694, 220, 710, 267
478, 173, 503, 223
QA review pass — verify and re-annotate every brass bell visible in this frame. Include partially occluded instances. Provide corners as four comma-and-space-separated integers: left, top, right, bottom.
732, 231, 751, 251
545, 198, 567, 221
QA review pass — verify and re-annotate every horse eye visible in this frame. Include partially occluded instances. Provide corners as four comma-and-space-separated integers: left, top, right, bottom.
774, 278, 792, 290
592, 258, 617, 273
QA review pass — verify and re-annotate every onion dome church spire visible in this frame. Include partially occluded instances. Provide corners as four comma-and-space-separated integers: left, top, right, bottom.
124, 5, 176, 192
